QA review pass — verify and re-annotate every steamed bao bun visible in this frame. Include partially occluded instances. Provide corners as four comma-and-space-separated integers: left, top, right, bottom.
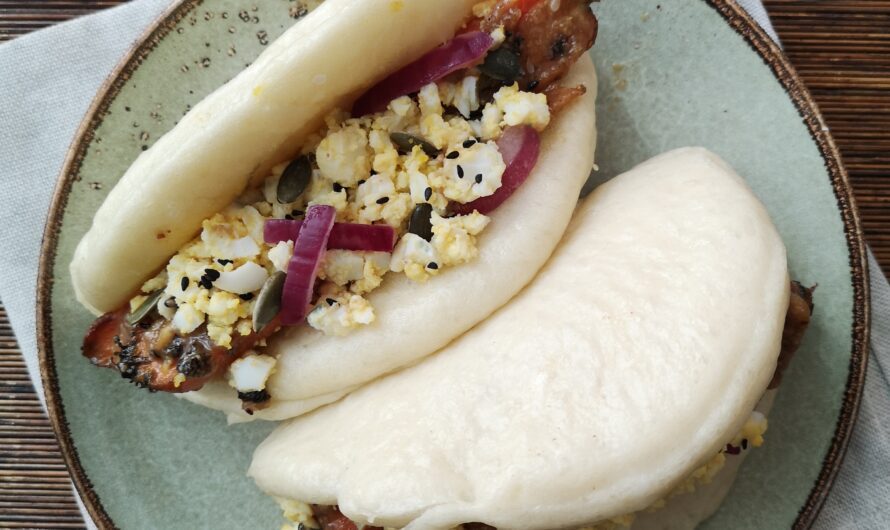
186, 57, 599, 422
249, 148, 789, 530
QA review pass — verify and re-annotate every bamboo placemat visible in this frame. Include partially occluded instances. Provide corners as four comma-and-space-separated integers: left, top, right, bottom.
0, 1, 887, 528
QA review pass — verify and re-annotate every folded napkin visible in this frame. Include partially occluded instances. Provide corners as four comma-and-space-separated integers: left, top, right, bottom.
0, 0, 885, 528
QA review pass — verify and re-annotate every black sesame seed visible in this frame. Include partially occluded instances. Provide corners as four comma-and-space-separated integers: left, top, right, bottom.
181, 277, 190, 291
446, 151, 460, 160
164, 298, 178, 308
457, 165, 464, 178
527, 79, 540, 91
239, 293, 255, 301
376, 196, 390, 205
291, 209, 304, 217
424, 187, 433, 201
475, 173, 483, 184
333, 182, 344, 192
427, 262, 439, 270
217, 259, 233, 266
462, 139, 477, 148
326, 298, 337, 306
204, 268, 221, 280
199, 278, 212, 289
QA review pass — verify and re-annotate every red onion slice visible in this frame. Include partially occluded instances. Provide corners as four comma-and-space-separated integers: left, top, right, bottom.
453, 126, 541, 215
328, 222, 397, 252
264, 219, 302, 243
280, 205, 335, 325
266, 220, 396, 253
352, 31, 494, 117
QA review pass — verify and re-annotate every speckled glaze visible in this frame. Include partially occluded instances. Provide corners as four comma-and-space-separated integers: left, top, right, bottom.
37, 1, 868, 529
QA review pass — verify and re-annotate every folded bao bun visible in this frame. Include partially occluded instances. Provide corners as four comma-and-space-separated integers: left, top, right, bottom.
631, 391, 776, 530
249, 148, 789, 529
184, 57, 599, 421
71, 0, 480, 315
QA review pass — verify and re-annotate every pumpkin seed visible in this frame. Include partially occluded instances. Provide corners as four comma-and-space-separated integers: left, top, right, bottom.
253, 271, 286, 332
126, 290, 164, 326
479, 47, 522, 84
277, 156, 311, 203
390, 132, 440, 158
408, 203, 434, 241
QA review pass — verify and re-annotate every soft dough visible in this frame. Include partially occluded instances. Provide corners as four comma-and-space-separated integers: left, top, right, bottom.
249, 148, 789, 529
631, 391, 776, 530
185, 57, 599, 421
71, 0, 479, 315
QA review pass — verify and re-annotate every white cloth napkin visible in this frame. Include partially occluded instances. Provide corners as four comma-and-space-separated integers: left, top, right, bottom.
0, 1, 885, 528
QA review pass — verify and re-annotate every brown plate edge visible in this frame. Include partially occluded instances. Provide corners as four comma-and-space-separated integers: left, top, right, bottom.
706, 1, 871, 528
34, 1, 871, 529
35, 1, 199, 529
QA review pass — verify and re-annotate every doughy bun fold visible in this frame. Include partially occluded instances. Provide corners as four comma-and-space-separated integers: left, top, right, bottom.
185, 57, 599, 421
249, 148, 789, 529
71, 0, 479, 315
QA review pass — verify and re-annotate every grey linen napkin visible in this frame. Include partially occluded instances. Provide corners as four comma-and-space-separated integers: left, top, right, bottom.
0, 1, 885, 528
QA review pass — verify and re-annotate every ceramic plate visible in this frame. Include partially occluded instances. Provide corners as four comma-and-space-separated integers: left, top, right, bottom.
37, 1, 870, 528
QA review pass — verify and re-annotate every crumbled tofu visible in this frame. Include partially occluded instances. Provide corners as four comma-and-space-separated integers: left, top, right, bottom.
199, 206, 264, 259
141, 272, 167, 293
228, 353, 277, 393
431, 211, 491, 266
494, 83, 551, 130
307, 293, 376, 336
316, 123, 371, 187
321, 250, 366, 285
391, 233, 440, 282
452, 76, 481, 119
267, 241, 294, 272
172, 303, 204, 334
214, 261, 268, 294
490, 25, 506, 47
433, 141, 505, 203
352, 252, 391, 294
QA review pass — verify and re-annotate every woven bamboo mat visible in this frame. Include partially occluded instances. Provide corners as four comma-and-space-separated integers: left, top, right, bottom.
0, 1, 887, 528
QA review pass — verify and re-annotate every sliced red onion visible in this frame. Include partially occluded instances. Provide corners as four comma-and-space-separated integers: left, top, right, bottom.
352, 31, 494, 117
453, 126, 541, 215
280, 205, 335, 325
264, 219, 302, 244
329, 222, 397, 252
266, 220, 396, 253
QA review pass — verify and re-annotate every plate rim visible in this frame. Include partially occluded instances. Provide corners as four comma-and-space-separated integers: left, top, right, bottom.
35, 1, 871, 529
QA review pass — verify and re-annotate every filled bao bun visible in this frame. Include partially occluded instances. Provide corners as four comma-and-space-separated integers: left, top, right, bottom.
71, 0, 481, 315
249, 148, 789, 529
187, 58, 598, 421
73, 0, 600, 419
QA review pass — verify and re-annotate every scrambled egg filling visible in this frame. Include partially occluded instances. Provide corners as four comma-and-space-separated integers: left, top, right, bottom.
276, 412, 769, 530
129, 26, 550, 395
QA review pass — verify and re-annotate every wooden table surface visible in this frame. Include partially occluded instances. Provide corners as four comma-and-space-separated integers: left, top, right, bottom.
0, 1, 887, 528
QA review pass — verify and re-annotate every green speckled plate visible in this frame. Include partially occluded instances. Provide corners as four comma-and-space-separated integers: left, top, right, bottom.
37, 1, 869, 529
